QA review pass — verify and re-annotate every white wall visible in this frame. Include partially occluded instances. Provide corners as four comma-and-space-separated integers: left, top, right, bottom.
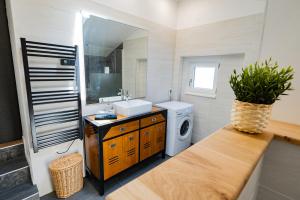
260, 0, 300, 125
176, 0, 266, 29
7, 0, 175, 196
91, 0, 178, 28
173, 14, 265, 142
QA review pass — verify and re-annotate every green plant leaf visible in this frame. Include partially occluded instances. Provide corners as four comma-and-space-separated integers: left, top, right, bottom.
229, 58, 294, 104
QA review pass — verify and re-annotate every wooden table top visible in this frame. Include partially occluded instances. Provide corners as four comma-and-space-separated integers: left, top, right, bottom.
106, 120, 300, 200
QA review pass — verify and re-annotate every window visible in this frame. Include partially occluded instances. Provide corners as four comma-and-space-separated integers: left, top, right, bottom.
193, 66, 215, 89
185, 62, 219, 98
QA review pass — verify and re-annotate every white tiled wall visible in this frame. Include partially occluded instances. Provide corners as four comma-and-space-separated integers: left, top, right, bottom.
180, 54, 245, 142
173, 14, 265, 143
259, 0, 300, 125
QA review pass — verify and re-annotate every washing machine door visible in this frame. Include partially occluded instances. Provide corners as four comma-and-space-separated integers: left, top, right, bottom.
177, 116, 193, 141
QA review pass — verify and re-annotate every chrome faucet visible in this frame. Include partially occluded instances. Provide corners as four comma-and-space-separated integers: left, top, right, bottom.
99, 98, 104, 104
125, 90, 129, 102
117, 88, 125, 101
118, 88, 130, 101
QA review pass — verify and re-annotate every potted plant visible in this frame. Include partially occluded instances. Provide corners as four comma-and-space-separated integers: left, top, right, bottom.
229, 58, 294, 134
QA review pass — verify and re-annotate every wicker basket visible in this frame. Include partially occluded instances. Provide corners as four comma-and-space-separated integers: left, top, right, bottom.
231, 100, 272, 134
49, 153, 83, 198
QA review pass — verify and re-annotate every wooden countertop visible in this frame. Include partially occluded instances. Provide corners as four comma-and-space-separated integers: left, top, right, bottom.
106, 120, 300, 200
266, 120, 300, 145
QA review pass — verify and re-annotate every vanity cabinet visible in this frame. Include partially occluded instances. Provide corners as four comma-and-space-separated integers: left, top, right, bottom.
84, 107, 167, 195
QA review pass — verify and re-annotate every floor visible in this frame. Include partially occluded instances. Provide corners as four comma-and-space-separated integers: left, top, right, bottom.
41, 154, 169, 200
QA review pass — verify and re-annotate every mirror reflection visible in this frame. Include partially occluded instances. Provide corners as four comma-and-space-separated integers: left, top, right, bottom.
83, 15, 148, 104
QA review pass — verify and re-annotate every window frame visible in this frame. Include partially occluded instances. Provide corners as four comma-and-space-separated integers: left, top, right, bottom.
184, 61, 219, 98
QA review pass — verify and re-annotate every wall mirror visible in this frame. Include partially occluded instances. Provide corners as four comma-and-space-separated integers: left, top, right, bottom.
83, 14, 148, 104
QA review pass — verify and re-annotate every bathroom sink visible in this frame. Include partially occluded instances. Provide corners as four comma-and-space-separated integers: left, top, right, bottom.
113, 99, 152, 117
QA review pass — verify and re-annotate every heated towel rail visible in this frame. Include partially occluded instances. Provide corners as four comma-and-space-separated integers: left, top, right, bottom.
20, 38, 82, 153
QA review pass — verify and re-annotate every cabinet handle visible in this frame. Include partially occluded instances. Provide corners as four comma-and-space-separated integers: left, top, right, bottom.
110, 143, 116, 148
120, 127, 126, 132
129, 136, 134, 141
151, 117, 157, 122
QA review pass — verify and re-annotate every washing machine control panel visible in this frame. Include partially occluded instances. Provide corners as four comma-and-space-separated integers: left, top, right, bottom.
175, 106, 193, 116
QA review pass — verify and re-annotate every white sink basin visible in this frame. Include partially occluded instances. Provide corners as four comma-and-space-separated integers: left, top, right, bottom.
113, 99, 152, 117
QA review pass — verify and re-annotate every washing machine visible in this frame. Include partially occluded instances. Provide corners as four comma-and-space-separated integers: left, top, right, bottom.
156, 101, 193, 156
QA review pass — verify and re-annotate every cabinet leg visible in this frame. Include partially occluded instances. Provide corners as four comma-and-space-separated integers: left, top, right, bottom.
85, 170, 90, 178
162, 151, 166, 159
99, 180, 104, 196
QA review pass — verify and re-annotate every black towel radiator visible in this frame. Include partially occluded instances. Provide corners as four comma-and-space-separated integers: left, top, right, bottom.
20, 38, 82, 153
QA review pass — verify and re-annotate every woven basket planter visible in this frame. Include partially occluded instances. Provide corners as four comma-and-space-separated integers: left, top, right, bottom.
49, 153, 83, 198
231, 100, 272, 134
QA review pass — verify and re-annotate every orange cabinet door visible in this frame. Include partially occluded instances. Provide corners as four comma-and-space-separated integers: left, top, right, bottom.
122, 131, 139, 170
153, 122, 166, 154
103, 137, 123, 180
140, 126, 155, 161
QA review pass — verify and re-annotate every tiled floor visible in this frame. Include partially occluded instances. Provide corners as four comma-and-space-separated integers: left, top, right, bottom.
41, 155, 169, 200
